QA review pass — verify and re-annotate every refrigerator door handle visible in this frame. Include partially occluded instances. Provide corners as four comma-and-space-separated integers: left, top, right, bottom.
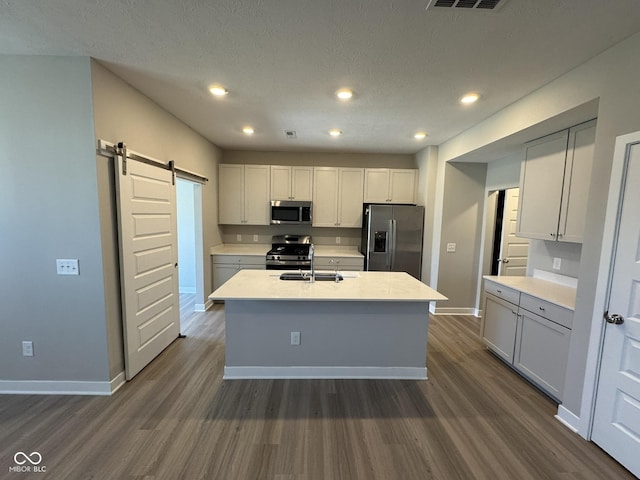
390, 219, 397, 269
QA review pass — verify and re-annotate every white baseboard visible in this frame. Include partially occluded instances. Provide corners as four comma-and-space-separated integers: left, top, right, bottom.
555, 405, 580, 433
223, 366, 427, 380
432, 307, 480, 316
110, 371, 126, 394
195, 299, 212, 312
0, 374, 125, 396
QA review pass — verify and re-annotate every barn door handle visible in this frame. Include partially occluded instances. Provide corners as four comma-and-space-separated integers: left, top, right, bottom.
604, 311, 624, 325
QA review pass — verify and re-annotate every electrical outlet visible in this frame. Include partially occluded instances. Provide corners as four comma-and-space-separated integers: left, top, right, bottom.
22, 341, 34, 357
56, 259, 79, 275
446, 243, 456, 253
336, 236, 341, 244
253, 235, 259, 242
236, 234, 242, 242
290, 331, 301, 346
553, 257, 562, 270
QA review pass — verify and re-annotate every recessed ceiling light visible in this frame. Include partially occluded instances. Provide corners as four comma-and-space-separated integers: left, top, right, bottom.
209, 85, 229, 97
329, 129, 342, 137
460, 93, 480, 105
242, 126, 254, 135
414, 131, 427, 140
336, 88, 353, 100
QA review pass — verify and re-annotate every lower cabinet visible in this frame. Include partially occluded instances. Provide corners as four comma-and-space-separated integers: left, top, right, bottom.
481, 281, 572, 402
212, 255, 266, 291
315, 256, 364, 271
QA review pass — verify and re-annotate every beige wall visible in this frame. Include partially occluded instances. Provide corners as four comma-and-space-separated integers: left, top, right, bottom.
436, 162, 487, 313
222, 150, 416, 168
90, 61, 223, 379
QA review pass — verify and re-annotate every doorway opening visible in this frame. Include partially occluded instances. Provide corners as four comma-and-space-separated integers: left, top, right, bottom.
176, 178, 205, 332
483, 187, 529, 278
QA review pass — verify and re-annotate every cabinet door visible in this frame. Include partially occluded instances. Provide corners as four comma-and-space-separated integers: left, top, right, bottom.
219, 164, 244, 224
292, 167, 313, 201
270, 166, 292, 200
312, 167, 339, 227
244, 165, 270, 225
364, 168, 390, 203
213, 263, 241, 290
481, 294, 519, 363
558, 120, 596, 243
517, 130, 569, 240
514, 309, 571, 401
389, 169, 417, 204
338, 168, 364, 227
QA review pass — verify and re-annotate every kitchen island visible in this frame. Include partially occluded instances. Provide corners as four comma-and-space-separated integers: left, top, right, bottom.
209, 270, 446, 380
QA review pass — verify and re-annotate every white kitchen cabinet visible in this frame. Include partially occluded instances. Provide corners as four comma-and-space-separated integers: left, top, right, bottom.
481, 280, 573, 401
219, 164, 270, 225
312, 167, 364, 227
514, 308, 571, 401
482, 292, 519, 363
363, 168, 418, 204
314, 256, 364, 271
270, 166, 313, 201
517, 120, 596, 243
212, 254, 266, 291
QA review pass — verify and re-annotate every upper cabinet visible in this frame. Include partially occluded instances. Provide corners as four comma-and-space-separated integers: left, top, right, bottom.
363, 168, 418, 204
270, 166, 313, 201
516, 120, 596, 243
219, 164, 270, 225
313, 167, 364, 228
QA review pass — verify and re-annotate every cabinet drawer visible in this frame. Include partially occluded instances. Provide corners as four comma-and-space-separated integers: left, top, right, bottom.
519, 293, 573, 329
315, 257, 364, 270
484, 281, 520, 305
212, 254, 266, 266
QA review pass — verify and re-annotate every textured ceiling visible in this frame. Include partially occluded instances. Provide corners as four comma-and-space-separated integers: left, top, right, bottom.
2, 0, 640, 154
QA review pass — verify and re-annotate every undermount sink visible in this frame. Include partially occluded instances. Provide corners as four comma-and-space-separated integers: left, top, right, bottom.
279, 272, 344, 282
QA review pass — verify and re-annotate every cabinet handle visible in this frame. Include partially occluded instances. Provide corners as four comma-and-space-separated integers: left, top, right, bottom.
511, 311, 517, 315
496, 289, 502, 293
550, 233, 555, 237
539, 306, 545, 312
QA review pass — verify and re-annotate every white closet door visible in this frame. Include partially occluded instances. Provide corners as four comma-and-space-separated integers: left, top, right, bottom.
115, 156, 180, 380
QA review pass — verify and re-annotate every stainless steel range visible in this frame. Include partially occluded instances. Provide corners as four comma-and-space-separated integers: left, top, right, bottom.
266, 234, 312, 270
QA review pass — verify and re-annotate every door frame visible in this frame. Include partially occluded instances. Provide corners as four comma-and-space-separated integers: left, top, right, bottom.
577, 130, 640, 439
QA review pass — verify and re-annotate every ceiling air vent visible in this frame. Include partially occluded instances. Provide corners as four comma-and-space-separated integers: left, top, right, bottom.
426, 0, 506, 10
284, 130, 297, 139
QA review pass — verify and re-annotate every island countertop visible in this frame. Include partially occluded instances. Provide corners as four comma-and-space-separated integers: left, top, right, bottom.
209, 270, 446, 303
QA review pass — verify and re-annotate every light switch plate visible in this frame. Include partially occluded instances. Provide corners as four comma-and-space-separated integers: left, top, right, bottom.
56, 259, 79, 275
22, 341, 34, 357
553, 257, 562, 270
446, 243, 456, 253
253, 235, 259, 242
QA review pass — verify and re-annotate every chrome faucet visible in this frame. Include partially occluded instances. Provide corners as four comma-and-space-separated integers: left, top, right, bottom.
308, 243, 315, 283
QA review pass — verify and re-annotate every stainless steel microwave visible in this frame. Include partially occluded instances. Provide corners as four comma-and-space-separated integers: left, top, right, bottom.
270, 200, 312, 225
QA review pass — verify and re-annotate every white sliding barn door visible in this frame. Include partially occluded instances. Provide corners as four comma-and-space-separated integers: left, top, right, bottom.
115, 155, 180, 380
592, 137, 640, 477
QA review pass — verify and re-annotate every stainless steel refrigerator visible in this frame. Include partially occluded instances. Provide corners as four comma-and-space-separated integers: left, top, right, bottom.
360, 204, 425, 279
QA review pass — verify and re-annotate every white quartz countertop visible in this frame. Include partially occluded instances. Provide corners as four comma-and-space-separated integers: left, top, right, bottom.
210, 270, 446, 302
483, 275, 576, 310
210, 244, 363, 258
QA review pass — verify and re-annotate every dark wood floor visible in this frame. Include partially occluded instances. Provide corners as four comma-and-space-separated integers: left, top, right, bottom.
0, 305, 634, 479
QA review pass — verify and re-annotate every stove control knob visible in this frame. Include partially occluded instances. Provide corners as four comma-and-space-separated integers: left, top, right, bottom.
277, 256, 281, 260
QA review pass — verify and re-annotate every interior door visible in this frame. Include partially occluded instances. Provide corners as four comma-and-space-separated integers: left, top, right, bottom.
499, 188, 529, 276
115, 155, 180, 380
592, 139, 640, 477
